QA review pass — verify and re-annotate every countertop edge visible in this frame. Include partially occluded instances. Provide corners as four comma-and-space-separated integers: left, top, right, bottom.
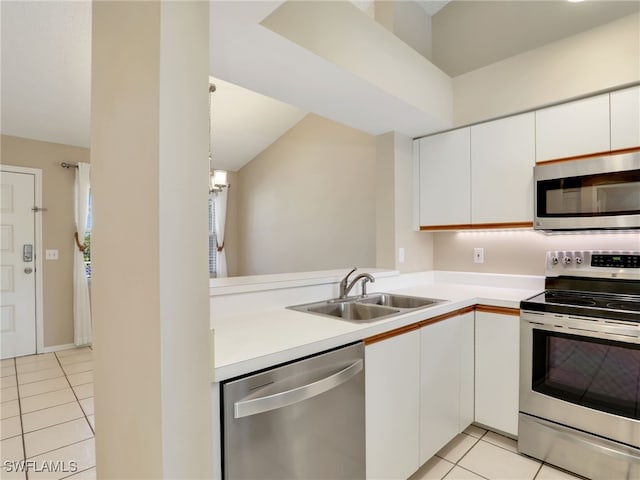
212, 294, 525, 383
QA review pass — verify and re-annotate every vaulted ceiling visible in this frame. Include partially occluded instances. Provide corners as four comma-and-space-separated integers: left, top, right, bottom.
2, 1, 638, 171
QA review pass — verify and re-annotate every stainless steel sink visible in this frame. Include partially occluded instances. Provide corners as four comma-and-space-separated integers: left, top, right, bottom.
306, 302, 400, 321
288, 293, 446, 322
359, 293, 442, 309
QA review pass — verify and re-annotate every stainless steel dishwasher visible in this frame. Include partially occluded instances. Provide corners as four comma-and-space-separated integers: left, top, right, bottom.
221, 342, 365, 479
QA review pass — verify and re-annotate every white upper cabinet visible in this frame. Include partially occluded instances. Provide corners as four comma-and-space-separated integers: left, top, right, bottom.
535, 94, 610, 162
418, 128, 471, 228
610, 86, 640, 151
471, 113, 535, 225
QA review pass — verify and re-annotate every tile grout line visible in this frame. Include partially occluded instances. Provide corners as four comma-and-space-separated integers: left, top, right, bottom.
54, 352, 94, 436
453, 430, 484, 467
531, 460, 544, 480
13, 357, 28, 480
20, 399, 78, 416
24, 437, 95, 463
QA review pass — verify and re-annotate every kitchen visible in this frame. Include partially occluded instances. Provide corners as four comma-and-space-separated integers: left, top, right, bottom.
209, 0, 640, 477
1, 1, 640, 479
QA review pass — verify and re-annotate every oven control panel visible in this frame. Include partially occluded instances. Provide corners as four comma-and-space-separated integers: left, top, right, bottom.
546, 250, 640, 279
591, 254, 640, 269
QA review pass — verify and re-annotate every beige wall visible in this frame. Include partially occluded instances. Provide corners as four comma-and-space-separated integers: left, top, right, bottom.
235, 113, 377, 276
375, 132, 434, 272
222, 170, 239, 276
393, 132, 433, 272
434, 231, 640, 276
1, 134, 88, 347
375, 133, 395, 269
374, 1, 433, 61
453, 12, 640, 126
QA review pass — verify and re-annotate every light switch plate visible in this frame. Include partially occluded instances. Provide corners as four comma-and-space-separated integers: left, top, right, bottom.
45, 249, 59, 260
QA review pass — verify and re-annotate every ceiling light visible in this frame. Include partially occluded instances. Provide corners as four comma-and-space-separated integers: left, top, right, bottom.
567, 0, 584, 3
210, 169, 230, 192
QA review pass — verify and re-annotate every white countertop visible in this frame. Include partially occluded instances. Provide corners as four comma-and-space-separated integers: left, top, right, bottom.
211, 271, 543, 382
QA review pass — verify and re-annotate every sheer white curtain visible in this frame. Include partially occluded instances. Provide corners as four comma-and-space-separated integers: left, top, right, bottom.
73, 162, 92, 346
214, 189, 228, 277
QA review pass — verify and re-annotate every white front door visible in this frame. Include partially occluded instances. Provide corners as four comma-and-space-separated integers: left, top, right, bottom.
1, 170, 37, 359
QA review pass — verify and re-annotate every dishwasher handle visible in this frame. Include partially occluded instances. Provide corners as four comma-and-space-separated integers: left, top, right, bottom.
234, 359, 363, 419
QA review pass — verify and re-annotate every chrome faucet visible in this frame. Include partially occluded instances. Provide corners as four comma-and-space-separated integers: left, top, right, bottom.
339, 268, 375, 299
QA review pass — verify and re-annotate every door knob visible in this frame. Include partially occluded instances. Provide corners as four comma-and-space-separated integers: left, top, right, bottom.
24, 267, 33, 274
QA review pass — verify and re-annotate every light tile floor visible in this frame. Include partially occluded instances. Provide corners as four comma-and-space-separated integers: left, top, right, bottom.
2, 348, 587, 480
410, 425, 585, 480
1, 348, 95, 480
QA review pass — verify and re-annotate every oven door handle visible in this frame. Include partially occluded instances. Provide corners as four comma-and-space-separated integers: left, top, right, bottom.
534, 417, 640, 462
524, 317, 640, 341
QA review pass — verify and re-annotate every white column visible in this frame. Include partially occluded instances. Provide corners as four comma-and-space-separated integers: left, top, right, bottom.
91, 1, 213, 477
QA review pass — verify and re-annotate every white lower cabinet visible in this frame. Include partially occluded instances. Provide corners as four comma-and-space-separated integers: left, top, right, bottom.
458, 312, 475, 431
365, 310, 474, 479
419, 312, 474, 463
420, 318, 460, 463
475, 309, 520, 437
365, 328, 420, 480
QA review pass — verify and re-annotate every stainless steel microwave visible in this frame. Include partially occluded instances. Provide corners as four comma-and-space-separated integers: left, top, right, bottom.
534, 151, 640, 231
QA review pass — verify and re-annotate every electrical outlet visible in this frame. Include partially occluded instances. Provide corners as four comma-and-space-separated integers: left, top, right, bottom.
474, 247, 484, 264
45, 249, 59, 260
398, 247, 405, 264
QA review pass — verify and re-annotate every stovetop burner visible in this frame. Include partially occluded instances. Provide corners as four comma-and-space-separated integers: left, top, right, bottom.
522, 289, 640, 323
539, 290, 640, 310
542, 292, 598, 307
606, 301, 640, 312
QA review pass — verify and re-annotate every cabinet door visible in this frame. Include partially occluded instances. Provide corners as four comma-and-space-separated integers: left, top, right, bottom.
420, 318, 461, 463
471, 113, 535, 225
611, 86, 640, 151
475, 310, 520, 437
418, 128, 471, 227
366, 330, 420, 480
535, 94, 610, 161
459, 311, 475, 431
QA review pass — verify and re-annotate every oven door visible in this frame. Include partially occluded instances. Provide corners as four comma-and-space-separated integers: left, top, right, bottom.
520, 310, 640, 447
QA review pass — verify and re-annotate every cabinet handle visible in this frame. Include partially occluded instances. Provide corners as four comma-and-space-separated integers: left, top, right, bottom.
234, 359, 363, 419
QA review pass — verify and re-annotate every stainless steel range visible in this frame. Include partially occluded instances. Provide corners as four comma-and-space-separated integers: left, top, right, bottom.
518, 250, 640, 480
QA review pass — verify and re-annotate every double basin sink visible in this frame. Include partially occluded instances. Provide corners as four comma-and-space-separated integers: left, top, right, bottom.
288, 293, 446, 322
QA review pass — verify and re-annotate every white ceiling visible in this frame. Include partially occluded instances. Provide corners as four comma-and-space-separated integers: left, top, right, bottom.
210, 78, 306, 172
1, 1, 91, 149
1, 1, 638, 172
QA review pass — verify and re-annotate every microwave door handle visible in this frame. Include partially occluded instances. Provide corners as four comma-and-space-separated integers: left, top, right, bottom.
234, 359, 363, 419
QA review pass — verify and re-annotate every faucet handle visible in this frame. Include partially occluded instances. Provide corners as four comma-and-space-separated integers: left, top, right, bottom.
345, 267, 357, 280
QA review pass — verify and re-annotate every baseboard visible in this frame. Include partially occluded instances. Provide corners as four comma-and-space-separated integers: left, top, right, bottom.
41, 343, 88, 353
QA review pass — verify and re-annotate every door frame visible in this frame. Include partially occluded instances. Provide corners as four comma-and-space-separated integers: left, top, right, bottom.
1, 164, 44, 354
